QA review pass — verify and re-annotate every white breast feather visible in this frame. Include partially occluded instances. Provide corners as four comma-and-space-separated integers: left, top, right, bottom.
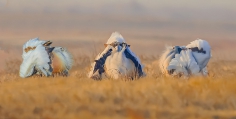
105, 45, 136, 79
20, 44, 51, 78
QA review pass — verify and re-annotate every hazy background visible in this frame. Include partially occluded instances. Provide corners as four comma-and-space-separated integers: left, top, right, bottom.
0, 0, 236, 69
1, 1, 236, 118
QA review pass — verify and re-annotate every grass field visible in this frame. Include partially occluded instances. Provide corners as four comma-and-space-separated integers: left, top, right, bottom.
1, 5, 236, 118
0, 52, 236, 119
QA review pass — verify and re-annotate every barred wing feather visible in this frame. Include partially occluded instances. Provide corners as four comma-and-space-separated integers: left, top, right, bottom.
88, 45, 113, 78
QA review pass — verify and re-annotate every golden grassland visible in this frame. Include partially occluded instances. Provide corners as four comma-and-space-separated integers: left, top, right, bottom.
0, 55, 236, 119
1, 10, 236, 119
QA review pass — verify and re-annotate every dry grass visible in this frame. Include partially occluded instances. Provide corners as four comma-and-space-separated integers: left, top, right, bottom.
0, 54, 236, 119
1, 7, 236, 118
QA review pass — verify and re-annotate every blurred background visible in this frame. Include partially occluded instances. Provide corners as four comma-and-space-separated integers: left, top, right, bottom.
0, 0, 236, 70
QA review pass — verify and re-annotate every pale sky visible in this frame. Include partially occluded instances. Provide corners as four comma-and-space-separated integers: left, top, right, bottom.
0, 0, 235, 13
1, 0, 236, 23
1, 0, 236, 36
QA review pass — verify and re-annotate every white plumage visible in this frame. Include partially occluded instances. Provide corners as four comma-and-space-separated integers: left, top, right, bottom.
159, 39, 211, 77
19, 38, 73, 78
88, 32, 144, 80
22, 38, 48, 59
168, 49, 201, 77
106, 32, 126, 44
105, 44, 138, 79
20, 38, 52, 78
186, 40, 211, 70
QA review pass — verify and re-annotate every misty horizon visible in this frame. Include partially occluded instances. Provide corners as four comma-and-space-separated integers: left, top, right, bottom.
0, 0, 236, 69
0, 0, 236, 21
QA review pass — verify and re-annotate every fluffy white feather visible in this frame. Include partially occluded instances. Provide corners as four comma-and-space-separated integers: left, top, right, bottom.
159, 46, 176, 75
159, 46, 186, 75
186, 39, 211, 70
186, 39, 211, 53
20, 44, 51, 78
168, 49, 200, 77
105, 44, 137, 79
106, 32, 126, 44
22, 37, 48, 59
20, 38, 73, 78
159, 39, 211, 77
